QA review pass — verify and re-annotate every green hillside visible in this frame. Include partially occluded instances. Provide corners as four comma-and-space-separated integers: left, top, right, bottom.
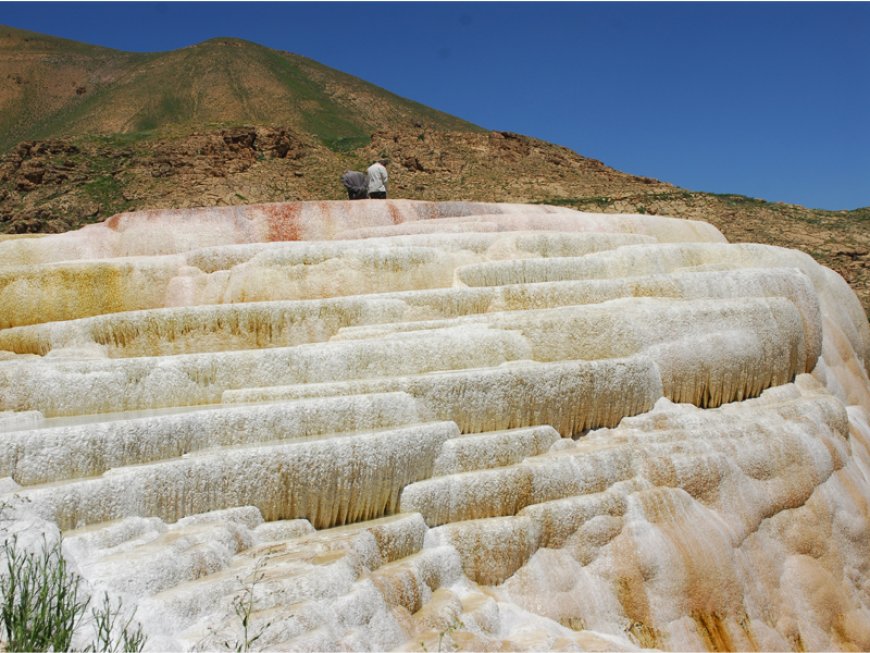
0, 27, 481, 152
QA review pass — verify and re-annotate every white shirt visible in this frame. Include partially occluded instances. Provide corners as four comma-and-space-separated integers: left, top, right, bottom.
366, 163, 388, 193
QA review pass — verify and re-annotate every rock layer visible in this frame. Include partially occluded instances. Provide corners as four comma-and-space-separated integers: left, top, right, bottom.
0, 200, 868, 651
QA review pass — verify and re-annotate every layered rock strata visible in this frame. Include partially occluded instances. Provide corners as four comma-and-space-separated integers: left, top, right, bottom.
0, 200, 868, 651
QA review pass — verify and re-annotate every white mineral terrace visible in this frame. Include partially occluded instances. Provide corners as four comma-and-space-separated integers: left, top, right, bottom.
0, 199, 868, 651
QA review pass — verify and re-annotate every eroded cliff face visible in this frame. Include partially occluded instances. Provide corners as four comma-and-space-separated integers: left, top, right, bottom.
0, 200, 868, 651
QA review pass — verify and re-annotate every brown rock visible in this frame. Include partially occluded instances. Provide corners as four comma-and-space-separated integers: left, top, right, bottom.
402, 157, 425, 172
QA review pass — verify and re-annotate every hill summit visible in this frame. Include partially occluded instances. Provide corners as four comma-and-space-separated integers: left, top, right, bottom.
0, 25, 867, 316
0, 25, 477, 151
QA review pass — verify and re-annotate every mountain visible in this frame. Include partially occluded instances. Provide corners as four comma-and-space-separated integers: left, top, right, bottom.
0, 25, 478, 151
0, 25, 866, 316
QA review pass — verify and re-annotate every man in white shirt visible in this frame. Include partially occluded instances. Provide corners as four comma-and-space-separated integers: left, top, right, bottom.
366, 159, 389, 199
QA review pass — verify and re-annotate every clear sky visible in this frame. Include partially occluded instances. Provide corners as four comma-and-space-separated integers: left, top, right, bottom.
3, 2, 868, 210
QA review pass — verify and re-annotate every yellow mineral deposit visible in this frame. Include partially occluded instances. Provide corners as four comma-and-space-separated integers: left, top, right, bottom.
0, 200, 867, 651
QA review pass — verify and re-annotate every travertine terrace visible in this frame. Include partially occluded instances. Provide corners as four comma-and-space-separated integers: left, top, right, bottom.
0, 200, 868, 651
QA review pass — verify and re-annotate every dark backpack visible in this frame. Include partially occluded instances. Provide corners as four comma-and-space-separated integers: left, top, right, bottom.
341, 171, 368, 193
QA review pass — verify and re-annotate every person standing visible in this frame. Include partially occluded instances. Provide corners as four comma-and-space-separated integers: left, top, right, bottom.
367, 159, 389, 199
341, 170, 368, 200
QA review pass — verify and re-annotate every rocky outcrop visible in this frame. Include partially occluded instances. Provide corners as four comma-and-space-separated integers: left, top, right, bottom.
0, 127, 328, 233
0, 128, 670, 234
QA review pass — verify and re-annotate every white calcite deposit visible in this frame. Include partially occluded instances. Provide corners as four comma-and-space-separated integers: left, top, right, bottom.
0, 199, 868, 651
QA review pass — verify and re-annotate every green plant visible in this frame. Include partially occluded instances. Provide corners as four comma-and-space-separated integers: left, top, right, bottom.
420, 617, 464, 653
84, 593, 147, 653
532, 196, 615, 208
708, 192, 770, 208
437, 618, 464, 652
83, 175, 122, 203
0, 535, 88, 652
0, 535, 146, 652
221, 558, 271, 653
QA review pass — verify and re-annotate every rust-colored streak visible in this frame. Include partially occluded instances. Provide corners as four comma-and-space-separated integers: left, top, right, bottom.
104, 214, 122, 231
387, 202, 404, 225
264, 203, 302, 242
693, 611, 737, 652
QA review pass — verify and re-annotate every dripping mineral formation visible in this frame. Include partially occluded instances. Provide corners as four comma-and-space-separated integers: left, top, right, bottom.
0, 200, 868, 651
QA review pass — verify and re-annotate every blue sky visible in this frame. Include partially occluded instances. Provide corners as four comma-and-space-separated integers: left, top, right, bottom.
2, 2, 868, 210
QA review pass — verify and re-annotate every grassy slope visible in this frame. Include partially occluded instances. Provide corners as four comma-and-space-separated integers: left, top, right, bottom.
0, 25, 147, 151
0, 28, 481, 152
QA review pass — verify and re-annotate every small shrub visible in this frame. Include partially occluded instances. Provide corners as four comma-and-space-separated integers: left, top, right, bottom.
0, 535, 146, 652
